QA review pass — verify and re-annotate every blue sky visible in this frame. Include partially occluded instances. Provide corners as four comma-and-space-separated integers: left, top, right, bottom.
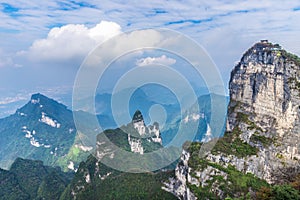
0, 0, 300, 111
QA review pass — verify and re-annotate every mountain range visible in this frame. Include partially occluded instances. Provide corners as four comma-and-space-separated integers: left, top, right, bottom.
0, 89, 223, 171
0, 40, 300, 199
0, 108, 177, 199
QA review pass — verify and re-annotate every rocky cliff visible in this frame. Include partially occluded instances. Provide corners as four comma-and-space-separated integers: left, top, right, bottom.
164, 40, 300, 199
96, 110, 163, 159
226, 40, 300, 182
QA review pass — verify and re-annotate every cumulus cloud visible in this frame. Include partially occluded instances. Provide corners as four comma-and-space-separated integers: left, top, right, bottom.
136, 55, 176, 66
81, 29, 165, 69
22, 21, 122, 62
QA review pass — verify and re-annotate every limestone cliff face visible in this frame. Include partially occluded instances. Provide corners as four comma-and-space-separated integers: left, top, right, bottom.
227, 40, 300, 182
96, 110, 163, 160
129, 110, 162, 154
228, 41, 300, 136
164, 41, 300, 199
162, 150, 196, 200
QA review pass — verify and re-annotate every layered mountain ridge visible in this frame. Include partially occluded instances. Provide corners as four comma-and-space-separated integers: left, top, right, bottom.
2, 40, 300, 199
0, 109, 172, 200
60, 111, 175, 199
0, 91, 220, 172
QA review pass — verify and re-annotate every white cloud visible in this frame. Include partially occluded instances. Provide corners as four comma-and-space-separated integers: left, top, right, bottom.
1, 0, 300, 93
22, 21, 122, 63
82, 29, 164, 69
0, 96, 27, 105
136, 55, 176, 66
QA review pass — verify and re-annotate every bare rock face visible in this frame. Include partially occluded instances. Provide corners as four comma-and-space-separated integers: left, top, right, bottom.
96, 110, 163, 161
129, 110, 162, 154
227, 40, 300, 182
162, 150, 197, 200
228, 41, 300, 135
132, 110, 146, 136
165, 41, 300, 199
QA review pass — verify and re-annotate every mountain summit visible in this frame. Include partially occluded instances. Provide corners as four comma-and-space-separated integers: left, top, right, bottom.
0, 93, 76, 170
96, 110, 162, 158
29, 93, 67, 110
132, 110, 144, 123
17, 93, 71, 125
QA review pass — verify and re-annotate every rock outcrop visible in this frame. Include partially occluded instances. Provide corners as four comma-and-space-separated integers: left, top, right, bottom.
165, 40, 300, 199
96, 110, 163, 160
128, 110, 162, 154
162, 150, 196, 200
